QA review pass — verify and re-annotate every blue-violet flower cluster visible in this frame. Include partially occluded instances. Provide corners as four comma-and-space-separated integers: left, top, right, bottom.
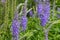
11, 11, 20, 40
21, 16, 27, 31
37, 0, 50, 26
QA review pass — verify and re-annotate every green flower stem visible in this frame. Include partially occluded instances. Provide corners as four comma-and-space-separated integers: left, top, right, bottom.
4, 0, 9, 28
43, 20, 60, 40
11, 0, 17, 21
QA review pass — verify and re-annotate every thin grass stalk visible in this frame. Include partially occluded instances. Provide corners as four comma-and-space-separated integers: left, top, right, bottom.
0, 4, 3, 25
0, 0, 5, 29
4, 0, 10, 39
52, 0, 56, 20
43, 27, 48, 40
11, 0, 14, 20
4, 0, 8, 28
11, 0, 17, 21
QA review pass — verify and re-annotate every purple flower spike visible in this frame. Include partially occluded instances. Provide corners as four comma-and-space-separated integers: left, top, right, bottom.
21, 0, 28, 31
11, 11, 20, 40
37, 0, 50, 27
37, 3, 43, 18
12, 20, 20, 40
21, 16, 27, 31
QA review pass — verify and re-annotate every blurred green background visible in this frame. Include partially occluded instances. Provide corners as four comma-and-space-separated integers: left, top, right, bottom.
0, 0, 60, 40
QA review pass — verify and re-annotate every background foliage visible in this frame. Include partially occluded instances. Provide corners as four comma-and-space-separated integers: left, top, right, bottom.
0, 0, 60, 40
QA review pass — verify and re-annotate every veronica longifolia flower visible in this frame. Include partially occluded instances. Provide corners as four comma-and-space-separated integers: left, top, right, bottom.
37, 0, 50, 26
11, 11, 20, 40
21, 16, 27, 31
20, 0, 28, 31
